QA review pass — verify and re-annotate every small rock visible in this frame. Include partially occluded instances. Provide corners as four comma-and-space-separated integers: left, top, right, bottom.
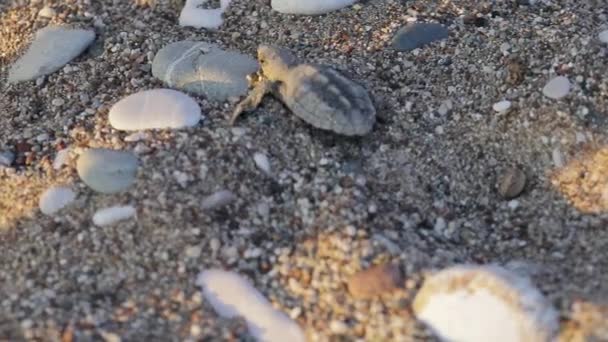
152, 41, 258, 101
392, 23, 449, 52
0, 151, 15, 167
253, 152, 272, 176
92, 205, 136, 226
463, 14, 487, 27
552, 147, 565, 168
271, 0, 355, 15
599, 30, 608, 44
201, 190, 236, 210
505, 57, 526, 85
196, 269, 305, 341
347, 263, 403, 299
53, 148, 70, 170
413, 265, 559, 342
38, 6, 56, 18
8, 26, 95, 83
109, 89, 202, 131
542, 76, 571, 99
39, 186, 76, 215
77, 149, 138, 193
493, 100, 512, 113
52, 98, 65, 107
498, 167, 526, 199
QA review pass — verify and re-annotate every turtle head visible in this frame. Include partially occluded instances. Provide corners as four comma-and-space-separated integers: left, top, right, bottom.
257, 45, 297, 81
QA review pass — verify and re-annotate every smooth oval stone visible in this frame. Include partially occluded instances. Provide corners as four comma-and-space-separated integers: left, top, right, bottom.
152, 41, 258, 101
392, 23, 449, 52
413, 265, 558, 342
271, 0, 355, 15
109, 89, 202, 131
542, 76, 571, 99
39, 186, 76, 215
8, 26, 95, 83
77, 149, 138, 194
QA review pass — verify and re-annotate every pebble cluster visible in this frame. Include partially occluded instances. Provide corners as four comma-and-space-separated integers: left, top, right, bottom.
1, 0, 608, 340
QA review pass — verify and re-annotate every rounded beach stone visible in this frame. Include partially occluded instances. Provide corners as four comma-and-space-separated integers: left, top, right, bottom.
39, 186, 76, 215
8, 26, 95, 83
347, 263, 403, 299
152, 41, 258, 101
498, 167, 526, 199
413, 265, 559, 342
179, 0, 232, 29
109, 89, 202, 131
392, 23, 449, 52
542, 76, 571, 99
77, 149, 138, 194
271, 0, 355, 15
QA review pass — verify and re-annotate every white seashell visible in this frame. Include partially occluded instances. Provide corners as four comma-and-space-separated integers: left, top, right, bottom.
92, 205, 136, 226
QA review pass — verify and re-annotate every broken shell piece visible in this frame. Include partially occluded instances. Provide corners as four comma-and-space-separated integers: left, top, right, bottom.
413, 265, 559, 342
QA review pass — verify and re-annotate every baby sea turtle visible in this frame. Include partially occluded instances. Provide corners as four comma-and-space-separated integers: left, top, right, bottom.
230, 45, 376, 136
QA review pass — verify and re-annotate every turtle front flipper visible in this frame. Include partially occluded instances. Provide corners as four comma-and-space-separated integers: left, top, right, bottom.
229, 75, 274, 125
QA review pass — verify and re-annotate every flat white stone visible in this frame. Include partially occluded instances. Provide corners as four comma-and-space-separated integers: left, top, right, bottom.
271, 0, 355, 15
179, 0, 232, 29
413, 265, 558, 342
542, 76, 571, 99
492, 100, 512, 113
39, 186, 76, 215
8, 26, 95, 83
109, 89, 202, 131
93, 205, 136, 226
196, 270, 305, 342
599, 30, 608, 44
38, 6, 56, 18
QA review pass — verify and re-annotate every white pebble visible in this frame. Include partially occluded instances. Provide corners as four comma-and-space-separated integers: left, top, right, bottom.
599, 30, 608, 44
92, 205, 136, 226
271, 0, 355, 15
124, 131, 148, 142
253, 152, 272, 176
552, 147, 564, 168
542, 76, 571, 99
201, 190, 236, 210
413, 265, 558, 342
109, 89, 202, 131
492, 100, 512, 113
39, 186, 76, 215
196, 270, 305, 342
179, 0, 233, 29
38, 6, 56, 18
53, 149, 70, 170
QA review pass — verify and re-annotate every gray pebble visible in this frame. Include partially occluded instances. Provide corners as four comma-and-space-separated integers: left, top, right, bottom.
77, 149, 138, 194
8, 26, 96, 83
392, 23, 449, 52
152, 41, 258, 101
